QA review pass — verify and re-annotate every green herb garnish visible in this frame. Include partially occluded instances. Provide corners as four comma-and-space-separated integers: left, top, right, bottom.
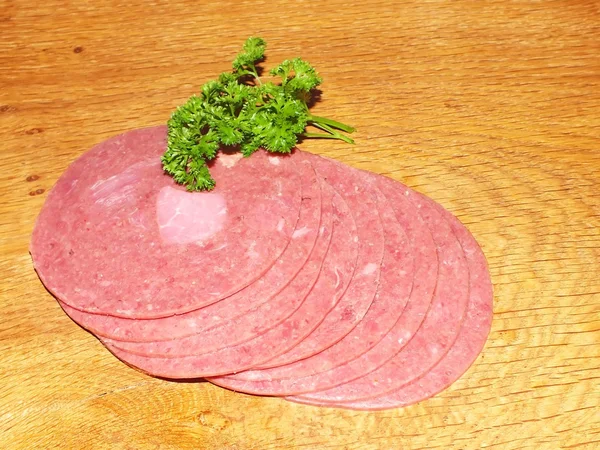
162, 37, 355, 191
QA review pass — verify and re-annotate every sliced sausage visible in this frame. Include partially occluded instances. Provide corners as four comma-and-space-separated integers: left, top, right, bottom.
290, 202, 493, 410
287, 190, 470, 403
30, 126, 303, 318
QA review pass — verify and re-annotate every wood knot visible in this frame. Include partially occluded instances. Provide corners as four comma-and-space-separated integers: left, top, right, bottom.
195, 410, 232, 431
26, 174, 40, 182
73, 46, 84, 54
24, 128, 44, 135
29, 188, 45, 196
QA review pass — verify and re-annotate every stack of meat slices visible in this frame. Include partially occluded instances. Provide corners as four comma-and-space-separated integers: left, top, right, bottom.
30, 126, 493, 410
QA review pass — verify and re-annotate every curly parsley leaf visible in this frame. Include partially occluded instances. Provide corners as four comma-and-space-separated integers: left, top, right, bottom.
163, 37, 355, 191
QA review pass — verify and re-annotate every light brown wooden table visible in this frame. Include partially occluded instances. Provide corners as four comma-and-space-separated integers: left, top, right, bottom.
2, 1, 598, 448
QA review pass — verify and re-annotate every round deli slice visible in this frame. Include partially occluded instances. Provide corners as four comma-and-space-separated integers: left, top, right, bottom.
209, 161, 417, 395
30, 126, 303, 318
102, 179, 362, 377
105, 169, 332, 357
291, 204, 493, 410
287, 190, 471, 403
65, 156, 323, 344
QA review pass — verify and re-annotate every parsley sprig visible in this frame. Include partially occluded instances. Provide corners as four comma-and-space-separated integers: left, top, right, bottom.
162, 37, 355, 191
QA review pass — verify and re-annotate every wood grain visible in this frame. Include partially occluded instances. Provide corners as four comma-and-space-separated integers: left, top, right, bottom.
1, 0, 599, 448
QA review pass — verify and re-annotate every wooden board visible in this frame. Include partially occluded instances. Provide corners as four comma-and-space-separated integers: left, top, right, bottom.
1, 1, 598, 448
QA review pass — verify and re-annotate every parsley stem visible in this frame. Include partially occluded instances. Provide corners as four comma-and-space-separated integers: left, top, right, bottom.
308, 114, 355, 133
303, 132, 350, 140
310, 122, 355, 145
249, 64, 262, 85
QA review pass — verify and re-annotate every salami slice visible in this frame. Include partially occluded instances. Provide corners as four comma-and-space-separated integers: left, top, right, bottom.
288, 190, 470, 403
209, 161, 416, 395
102, 179, 362, 377
70, 156, 323, 346
291, 204, 493, 410
104, 168, 331, 357
30, 126, 303, 318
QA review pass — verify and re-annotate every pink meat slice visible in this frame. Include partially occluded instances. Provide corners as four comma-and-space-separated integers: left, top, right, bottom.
291, 202, 493, 410
30, 126, 302, 318
104, 169, 331, 357
101, 179, 363, 377
288, 189, 470, 403
209, 161, 416, 395
61, 156, 323, 343
251, 157, 437, 371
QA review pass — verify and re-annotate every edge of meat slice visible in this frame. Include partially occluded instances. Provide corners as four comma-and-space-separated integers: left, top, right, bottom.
286, 185, 469, 401
289, 195, 493, 410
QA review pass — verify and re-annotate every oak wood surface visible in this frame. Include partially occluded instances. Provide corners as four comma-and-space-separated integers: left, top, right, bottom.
1, 1, 599, 448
